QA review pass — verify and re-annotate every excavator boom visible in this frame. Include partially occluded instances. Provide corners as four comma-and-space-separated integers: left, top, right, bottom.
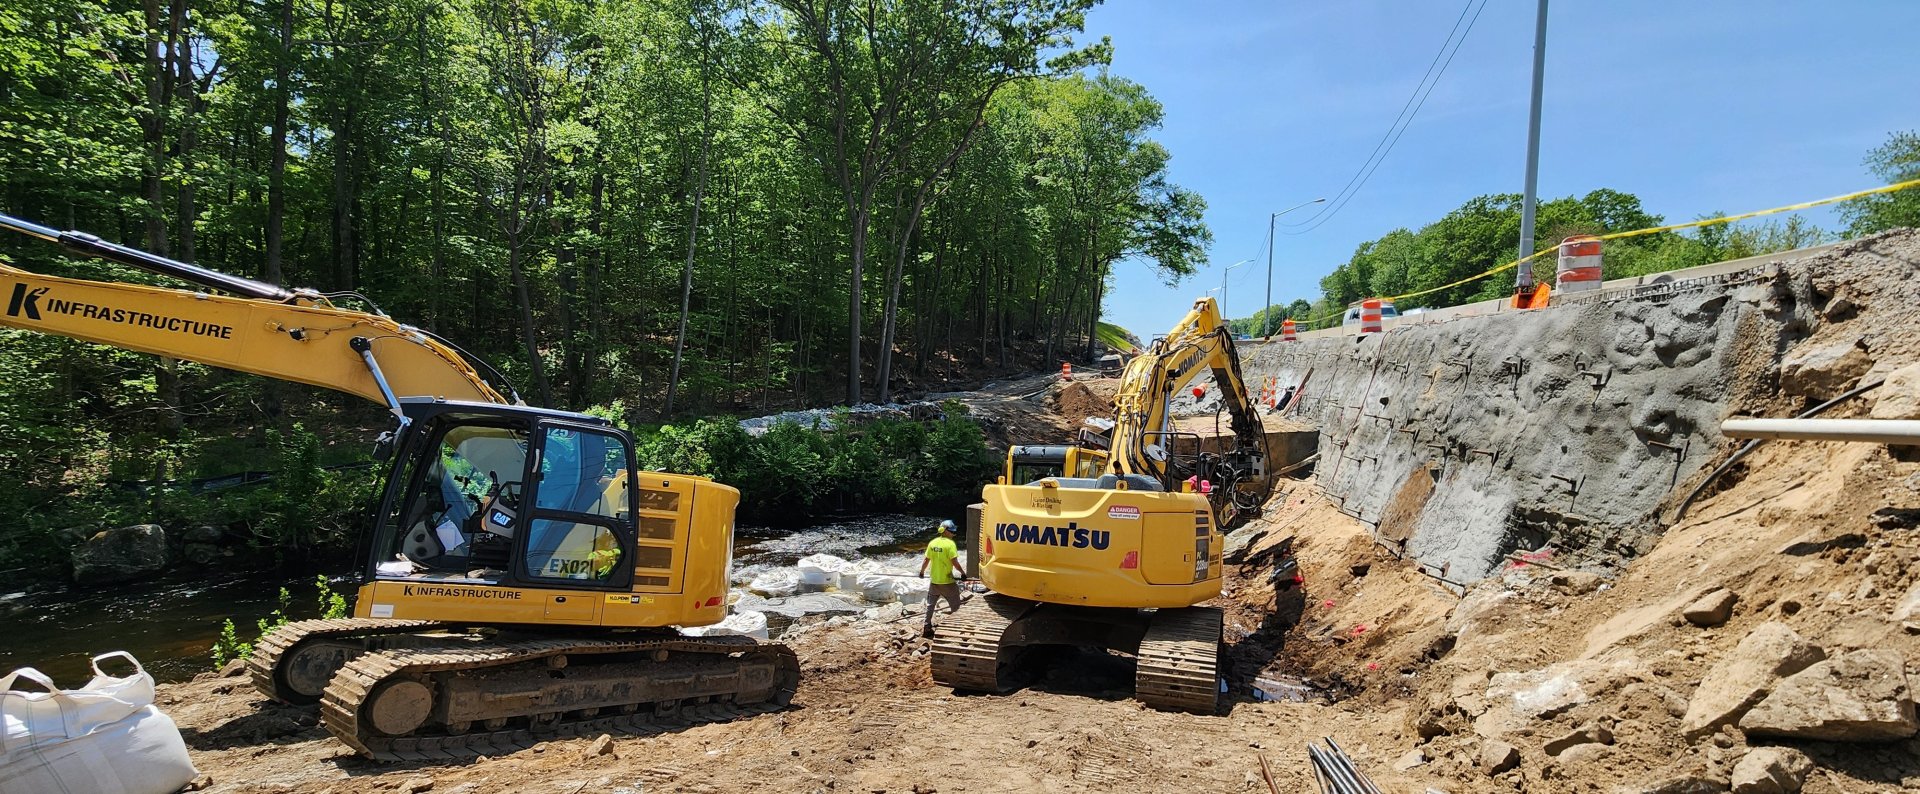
1, 213, 508, 410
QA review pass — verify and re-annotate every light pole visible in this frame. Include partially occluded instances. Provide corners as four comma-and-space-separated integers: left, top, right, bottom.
1515, 0, 1548, 300
1219, 258, 1254, 314
1265, 197, 1327, 336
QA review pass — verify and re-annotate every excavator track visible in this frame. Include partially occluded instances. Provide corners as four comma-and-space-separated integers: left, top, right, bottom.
1133, 607, 1222, 715
320, 635, 800, 761
929, 594, 1027, 693
250, 618, 455, 704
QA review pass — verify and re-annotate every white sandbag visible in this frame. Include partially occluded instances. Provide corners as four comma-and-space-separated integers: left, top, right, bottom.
795, 554, 852, 587
747, 569, 801, 597
895, 575, 930, 603
837, 559, 884, 591
681, 610, 770, 640
856, 572, 929, 604
1, 652, 197, 794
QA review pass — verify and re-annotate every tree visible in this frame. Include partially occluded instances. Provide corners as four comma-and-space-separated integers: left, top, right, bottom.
1840, 130, 1920, 236
726, 0, 1107, 404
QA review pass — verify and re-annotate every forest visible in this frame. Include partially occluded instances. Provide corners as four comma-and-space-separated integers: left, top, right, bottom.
0, 0, 1207, 571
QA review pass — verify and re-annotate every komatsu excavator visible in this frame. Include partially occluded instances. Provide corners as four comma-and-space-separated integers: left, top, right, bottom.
0, 214, 796, 759
930, 297, 1272, 713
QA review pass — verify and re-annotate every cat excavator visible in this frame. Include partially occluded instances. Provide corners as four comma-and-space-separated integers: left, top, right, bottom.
0, 213, 796, 759
931, 297, 1272, 713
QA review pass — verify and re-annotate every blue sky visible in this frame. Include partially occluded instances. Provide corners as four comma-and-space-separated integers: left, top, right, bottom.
1085, 1, 1920, 338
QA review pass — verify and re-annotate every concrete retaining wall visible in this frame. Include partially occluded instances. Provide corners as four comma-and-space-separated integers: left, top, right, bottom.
1215, 231, 1920, 581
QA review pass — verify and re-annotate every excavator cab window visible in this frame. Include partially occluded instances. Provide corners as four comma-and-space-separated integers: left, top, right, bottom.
383, 421, 532, 576
517, 424, 634, 586
372, 410, 637, 591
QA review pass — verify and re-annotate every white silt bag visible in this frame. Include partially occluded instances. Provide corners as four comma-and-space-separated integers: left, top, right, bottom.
795, 554, 852, 587
748, 569, 802, 597
837, 559, 883, 592
681, 610, 771, 640
1, 652, 198, 794
856, 573, 928, 604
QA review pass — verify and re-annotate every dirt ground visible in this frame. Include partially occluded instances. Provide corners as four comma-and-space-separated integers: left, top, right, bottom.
159, 418, 1920, 793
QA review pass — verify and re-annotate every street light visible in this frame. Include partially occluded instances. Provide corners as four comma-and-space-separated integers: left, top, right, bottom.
1265, 197, 1328, 336
1219, 258, 1254, 314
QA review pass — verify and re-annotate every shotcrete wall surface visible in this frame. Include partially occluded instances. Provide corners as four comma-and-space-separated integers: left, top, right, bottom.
1223, 230, 1920, 582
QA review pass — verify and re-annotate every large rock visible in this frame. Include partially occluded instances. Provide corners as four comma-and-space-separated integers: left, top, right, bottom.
70, 524, 170, 586
1478, 739, 1520, 775
1729, 747, 1813, 794
1679, 622, 1824, 737
1870, 362, 1920, 420
1781, 339, 1873, 400
1739, 649, 1918, 741
1682, 588, 1737, 627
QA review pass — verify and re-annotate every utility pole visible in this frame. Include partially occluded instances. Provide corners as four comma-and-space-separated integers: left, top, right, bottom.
1264, 198, 1326, 336
1515, 0, 1549, 299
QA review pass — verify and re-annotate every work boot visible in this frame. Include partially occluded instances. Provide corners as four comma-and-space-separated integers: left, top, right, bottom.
921, 622, 935, 639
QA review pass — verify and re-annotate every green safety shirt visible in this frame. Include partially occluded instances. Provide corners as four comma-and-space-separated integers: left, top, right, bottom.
925, 536, 960, 585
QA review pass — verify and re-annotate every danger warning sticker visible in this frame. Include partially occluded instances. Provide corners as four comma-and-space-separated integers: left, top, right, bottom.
1107, 505, 1141, 520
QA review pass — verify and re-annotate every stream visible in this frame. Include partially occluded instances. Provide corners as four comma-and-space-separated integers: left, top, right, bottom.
0, 514, 940, 686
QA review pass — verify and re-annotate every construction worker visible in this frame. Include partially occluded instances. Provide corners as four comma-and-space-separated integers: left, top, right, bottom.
918, 520, 967, 637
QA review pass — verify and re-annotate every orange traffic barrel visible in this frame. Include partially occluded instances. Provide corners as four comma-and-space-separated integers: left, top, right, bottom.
1061, 361, 1072, 381
1557, 235, 1603, 293
1359, 298, 1384, 334
1281, 318, 1298, 341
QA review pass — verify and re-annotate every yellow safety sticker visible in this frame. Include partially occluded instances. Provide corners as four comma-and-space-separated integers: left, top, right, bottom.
605, 594, 655, 605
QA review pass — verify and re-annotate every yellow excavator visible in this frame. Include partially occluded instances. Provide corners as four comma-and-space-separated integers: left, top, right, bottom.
0, 213, 796, 759
931, 297, 1271, 713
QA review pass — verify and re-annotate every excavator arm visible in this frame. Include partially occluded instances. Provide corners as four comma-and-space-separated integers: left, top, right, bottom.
1109, 297, 1269, 519
0, 213, 511, 413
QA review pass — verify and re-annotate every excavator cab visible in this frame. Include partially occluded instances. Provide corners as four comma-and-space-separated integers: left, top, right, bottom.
370, 399, 641, 591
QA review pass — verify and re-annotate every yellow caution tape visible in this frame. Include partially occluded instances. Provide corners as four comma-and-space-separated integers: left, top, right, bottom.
1280, 177, 1920, 332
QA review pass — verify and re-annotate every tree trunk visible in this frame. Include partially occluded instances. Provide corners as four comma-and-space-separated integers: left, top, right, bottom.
666, 39, 715, 418
263, 0, 292, 284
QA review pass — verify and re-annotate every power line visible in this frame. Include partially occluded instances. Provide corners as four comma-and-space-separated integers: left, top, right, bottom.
1279, 0, 1489, 235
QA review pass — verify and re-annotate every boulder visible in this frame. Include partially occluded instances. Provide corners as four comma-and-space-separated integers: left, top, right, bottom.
1641, 777, 1729, 794
1478, 740, 1520, 775
182, 544, 221, 566
1679, 622, 1824, 738
179, 525, 223, 545
1729, 747, 1813, 794
70, 524, 170, 586
1870, 362, 1920, 420
1739, 649, 1917, 741
1683, 588, 1738, 627
1550, 570, 1604, 596
1781, 339, 1872, 401
1556, 742, 1612, 767
1543, 722, 1614, 756
1896, 582, 1920, 623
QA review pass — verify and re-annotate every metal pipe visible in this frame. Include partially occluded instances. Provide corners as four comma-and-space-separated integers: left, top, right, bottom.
1721, 418, 1920, 445
1672, 379, 1883, 521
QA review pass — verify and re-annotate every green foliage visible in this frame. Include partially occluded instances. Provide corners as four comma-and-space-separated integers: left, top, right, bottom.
1840, 131, 1920, 236
624, 405, 997, 525
211, 577, 344, 668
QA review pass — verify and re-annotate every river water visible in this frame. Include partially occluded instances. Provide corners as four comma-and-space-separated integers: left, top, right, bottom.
0, 514, 942, 686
